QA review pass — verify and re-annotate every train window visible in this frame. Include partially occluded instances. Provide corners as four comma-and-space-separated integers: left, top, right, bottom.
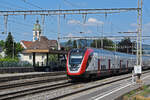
69, 49, 87, 64
93, 52, 98, 57
101, 65, 106, 70
122, 64, 126, 68
70, 55, 83, 64
89, 53, 93, 62
86, 52, 93, 69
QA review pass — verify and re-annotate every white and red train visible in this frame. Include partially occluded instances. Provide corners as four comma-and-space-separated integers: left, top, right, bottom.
66, 48, 150, 80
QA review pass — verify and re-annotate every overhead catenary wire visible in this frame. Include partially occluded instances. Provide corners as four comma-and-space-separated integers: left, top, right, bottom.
0, 7, 138, 36
21, 0, 43, 9
0, 8, 140, 16
0, 0, 28, 10
142, 2, 150, 18
0, 5, 143, 47
0, 3, 18, 11
8, 19, 33, 27
63, 0, 81, 8
60, 35, 149, 40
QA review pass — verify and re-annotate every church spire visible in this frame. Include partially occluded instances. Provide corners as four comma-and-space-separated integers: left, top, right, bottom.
33, 19, 41, 42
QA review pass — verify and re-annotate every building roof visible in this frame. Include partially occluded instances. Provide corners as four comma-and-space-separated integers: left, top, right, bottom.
25, 49, 68, 54
21, 36, 58, 50
21, 40, 33, 49
28, 36, 57, 50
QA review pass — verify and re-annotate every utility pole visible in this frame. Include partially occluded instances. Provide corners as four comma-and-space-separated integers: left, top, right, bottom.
139, 0, 143, 68
13, 38, 15, 59
136, 0, 142, 83
57, 7, 61, 50
13, 40, 14, 59
4, 15, 8, 34
41, 15, 45, 35
101, 24, 104, 49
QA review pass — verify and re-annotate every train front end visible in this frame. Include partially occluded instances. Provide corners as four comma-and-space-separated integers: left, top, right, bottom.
66, 48, 93, 79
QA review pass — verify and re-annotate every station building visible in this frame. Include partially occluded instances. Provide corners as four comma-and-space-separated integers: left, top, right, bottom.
0, 46, 5, 58
20, 19, 58, 66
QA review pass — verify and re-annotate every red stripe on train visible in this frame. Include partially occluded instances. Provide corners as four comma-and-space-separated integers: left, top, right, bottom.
66, 51, 70, 75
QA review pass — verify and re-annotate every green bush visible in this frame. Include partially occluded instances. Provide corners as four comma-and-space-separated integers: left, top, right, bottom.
0, 58, 32, 67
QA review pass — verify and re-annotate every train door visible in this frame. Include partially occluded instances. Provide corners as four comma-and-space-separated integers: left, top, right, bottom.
120, 58, 126, 72
100, 54, 106, 71
126, 59, 129, 72
120, 59, 122, 72
115, 53, 120, 70
122, 60, 125, 71
94, 57, 98, 71
108, 59, 111, 73
93, 52, 98, 71
127, 57, 131, 69
86, 52, 94, 71
111, 55, 114, 69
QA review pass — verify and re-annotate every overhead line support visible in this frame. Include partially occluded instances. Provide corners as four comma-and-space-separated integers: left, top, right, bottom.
0, 8, 140, 16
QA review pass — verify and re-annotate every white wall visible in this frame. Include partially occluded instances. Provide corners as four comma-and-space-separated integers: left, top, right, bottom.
20, 53, 47, 66
0, 51, 5, 58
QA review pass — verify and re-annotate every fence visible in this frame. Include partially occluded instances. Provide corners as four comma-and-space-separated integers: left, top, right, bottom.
0, 61, 32, 67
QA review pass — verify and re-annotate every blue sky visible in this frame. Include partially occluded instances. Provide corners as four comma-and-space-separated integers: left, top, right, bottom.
0, 0, 150, 44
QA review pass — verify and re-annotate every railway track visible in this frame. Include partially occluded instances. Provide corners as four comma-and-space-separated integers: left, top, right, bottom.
0, 71, 66, 82
0, 70, 149, 100
0, 81, 73, 100
54, 70, 150, 100
0, 72, 67, 100
51, 74, 133, 100
0, 75, 67, 90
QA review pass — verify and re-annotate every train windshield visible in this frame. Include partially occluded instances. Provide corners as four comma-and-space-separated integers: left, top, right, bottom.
69, 49, 87, 64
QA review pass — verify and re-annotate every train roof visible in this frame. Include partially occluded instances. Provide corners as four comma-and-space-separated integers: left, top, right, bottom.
70, 47, 150, 58
87, 47, 136, 57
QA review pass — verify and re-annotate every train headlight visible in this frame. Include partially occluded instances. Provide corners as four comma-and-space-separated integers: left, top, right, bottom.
78, 64, 81, 67
68, 64, 71, 68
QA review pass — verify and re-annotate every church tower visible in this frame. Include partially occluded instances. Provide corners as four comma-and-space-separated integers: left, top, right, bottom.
33, 19, 41, 42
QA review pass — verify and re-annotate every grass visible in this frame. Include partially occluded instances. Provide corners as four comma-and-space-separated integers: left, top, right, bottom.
123, 85, 150, 100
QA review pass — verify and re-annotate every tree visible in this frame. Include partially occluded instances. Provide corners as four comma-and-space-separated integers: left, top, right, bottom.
90, 38, 114, 51
117, 37, 136, 54
73, 40, 77, 48
90, 40, 96, 48
5, 32, 14, 58
15, 42, 24, 57
103, 38, 114, 51
78, 41, 82, 48
65, 40, 72, 50
78, 39, 88, 48
0, 40, 5, 48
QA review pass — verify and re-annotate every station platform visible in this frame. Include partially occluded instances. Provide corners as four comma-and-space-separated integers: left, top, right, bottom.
0, 71, 65, 82
62, 71, 150, 100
